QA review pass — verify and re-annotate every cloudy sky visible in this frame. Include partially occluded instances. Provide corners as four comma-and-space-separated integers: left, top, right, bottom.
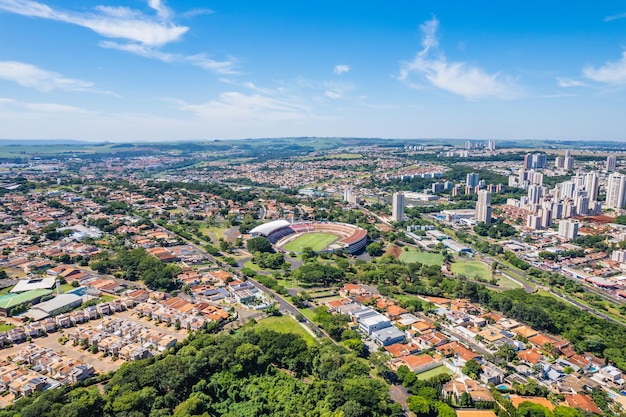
0, 0, 625, 141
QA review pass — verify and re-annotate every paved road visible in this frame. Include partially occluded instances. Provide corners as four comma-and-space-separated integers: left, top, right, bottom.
247, 277, 330, 341
389, 384, 409, 415
481, 258, 626, 326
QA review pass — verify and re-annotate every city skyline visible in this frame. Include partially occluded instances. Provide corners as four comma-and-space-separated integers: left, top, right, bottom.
1, 0, 626, 141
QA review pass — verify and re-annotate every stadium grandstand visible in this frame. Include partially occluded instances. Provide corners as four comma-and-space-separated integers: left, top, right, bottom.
248, 220, 368, 254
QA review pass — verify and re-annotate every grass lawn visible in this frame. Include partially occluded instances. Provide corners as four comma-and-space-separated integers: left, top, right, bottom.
416, 365, 455, 381
451, 261, 491, 281
254, 315, 316, 346
298, 308, 316, 321
495, 275, 521, 290
283, 232, 338, 253
60, 284, 75, 293
275, 277, 303, 290
100, 295, 117, 303
502, 268, 536, 289
314, 295, 343, 303
244, 261, 265, 271
0, 322, 15, 332
399, 249, 443, 266
198, 225, 227, 244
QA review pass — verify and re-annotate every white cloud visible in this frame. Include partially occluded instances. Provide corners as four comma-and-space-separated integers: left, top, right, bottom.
173, 91, 312, 123
100, 42, 237, 74
583, 52, 626, 85
324, 90, 343, 99
99, 41, 175, 62
0, 0, 236, 74
0, 97, 90, 113
0, 0, 187, 47
399, 17, 521, 100
604, 12, 626, 22
180, 8, 213, 19
186, 54, 238, 75
333, 64, 350, 75
148, 0, 171, 20
556, 77, 586, 88
0, 61, 94, 92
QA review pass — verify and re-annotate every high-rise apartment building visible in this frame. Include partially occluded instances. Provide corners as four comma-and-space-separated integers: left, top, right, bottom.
607, 156, 617, 172
584, 172, 599, 202
466, 173, 480, 188
391, 192, 405, 221
558, 219, 579, 241
605, 173, 626, 209
475, 190, 492, 224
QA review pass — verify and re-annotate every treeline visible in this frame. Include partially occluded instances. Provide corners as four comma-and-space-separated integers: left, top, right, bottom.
89, 247, 181, 291
0, 327, 401, 417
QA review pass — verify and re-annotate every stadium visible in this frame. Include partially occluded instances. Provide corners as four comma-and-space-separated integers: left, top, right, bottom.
249, 220, 368, 254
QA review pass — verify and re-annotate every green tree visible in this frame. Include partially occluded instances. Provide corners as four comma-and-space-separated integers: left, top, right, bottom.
366, 242, 383, 257
408, 395, 433, 417
246, 236, 273, 253
459, 392, 474, 408
462, 359, 482, 379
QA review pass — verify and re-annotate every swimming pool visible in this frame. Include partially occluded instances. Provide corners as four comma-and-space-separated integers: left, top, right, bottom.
69, 287, 88, 296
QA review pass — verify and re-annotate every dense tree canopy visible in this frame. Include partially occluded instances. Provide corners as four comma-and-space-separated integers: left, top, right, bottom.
0, 328, 401, 417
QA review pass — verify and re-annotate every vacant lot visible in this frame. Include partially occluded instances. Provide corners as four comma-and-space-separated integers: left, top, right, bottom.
450, 261, 491, 280
283, 232, 338, 252
253, 315, 316, 346
399, 249, 443, 266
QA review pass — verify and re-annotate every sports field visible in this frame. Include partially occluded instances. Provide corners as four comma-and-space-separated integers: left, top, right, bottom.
450, 260, 491, 280
399, 249, 443, 266
416, 365, 454, 380
283, 232, 338, 252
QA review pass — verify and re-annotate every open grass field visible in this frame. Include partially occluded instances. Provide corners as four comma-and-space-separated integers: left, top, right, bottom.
495, 275, 522, 290
198, 225, 227, 244
254, 315, 316, 346
416, 365, 455, 380
399, 249, 443, 266
283, 232, 338, 252
450, 260, 491, 280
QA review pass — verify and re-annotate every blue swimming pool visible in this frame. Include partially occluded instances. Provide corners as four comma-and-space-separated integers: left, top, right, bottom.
69, 287, 88, 296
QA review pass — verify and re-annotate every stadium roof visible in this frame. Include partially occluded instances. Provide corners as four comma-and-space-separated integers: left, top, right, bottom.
0, 289, 53, 310
249, 220, 290, 236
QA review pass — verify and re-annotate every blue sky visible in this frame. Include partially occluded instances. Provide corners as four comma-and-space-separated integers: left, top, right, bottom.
0, 0, 625, 141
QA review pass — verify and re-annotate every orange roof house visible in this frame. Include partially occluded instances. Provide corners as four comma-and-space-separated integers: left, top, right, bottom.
563, 394, 602, 415
518, 349, 544, 364
510, 396, 555, 411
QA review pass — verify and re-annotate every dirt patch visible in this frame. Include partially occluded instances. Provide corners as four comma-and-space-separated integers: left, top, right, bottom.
386, 245, 402, 259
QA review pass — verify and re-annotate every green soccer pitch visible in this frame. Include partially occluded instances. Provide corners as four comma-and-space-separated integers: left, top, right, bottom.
283, 232, 339, 252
